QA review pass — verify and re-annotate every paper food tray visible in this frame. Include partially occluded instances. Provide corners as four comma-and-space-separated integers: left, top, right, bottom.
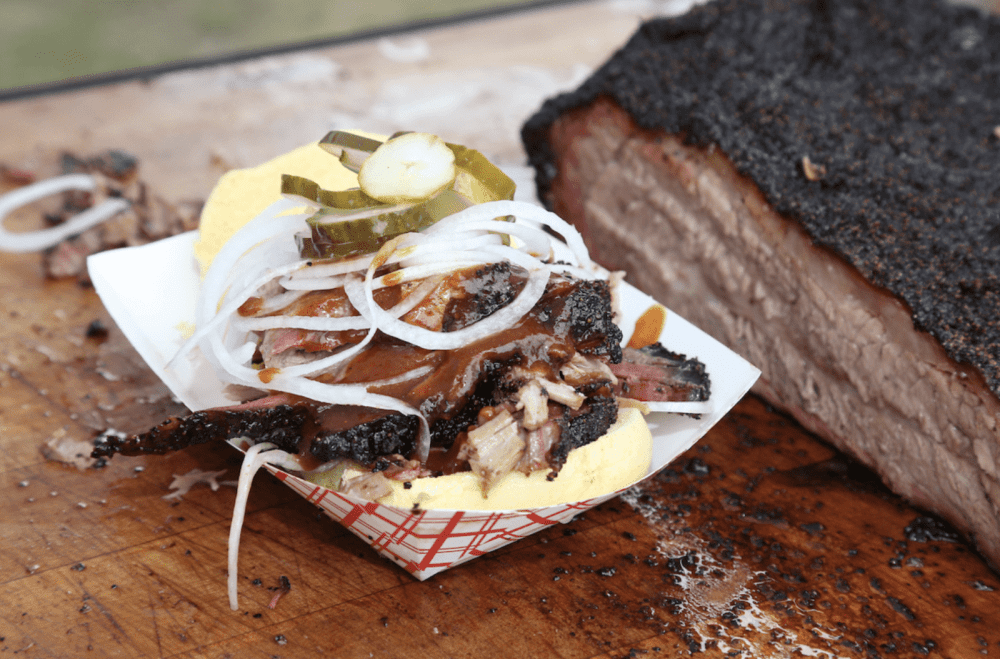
88, 230, 759, 579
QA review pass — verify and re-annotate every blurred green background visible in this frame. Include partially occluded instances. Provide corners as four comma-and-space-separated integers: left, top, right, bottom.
0, 0, 537, 91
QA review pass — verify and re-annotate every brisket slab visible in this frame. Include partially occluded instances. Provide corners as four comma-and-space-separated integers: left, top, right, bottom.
522, 0, 1000, 568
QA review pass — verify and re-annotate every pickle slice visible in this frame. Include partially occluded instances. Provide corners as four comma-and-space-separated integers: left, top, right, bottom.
318, 131, 384, 172
445, 144, 516, 244
282, 174, 379, 209
358, 133, 457, 204
300, 189, 474, 260
297, 233, 394, 261
294, 132, 518, 259
447, 143, 516, 203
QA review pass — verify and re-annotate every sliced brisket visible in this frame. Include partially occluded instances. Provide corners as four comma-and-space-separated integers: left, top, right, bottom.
90, 399, 420, 465
92, 270, 638, 478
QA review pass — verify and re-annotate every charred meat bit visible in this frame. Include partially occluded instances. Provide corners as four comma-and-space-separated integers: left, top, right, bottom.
441, 262, 524, 331
548, 395, 618, 471
309, 412, 419, 464
550, 278, 623, 363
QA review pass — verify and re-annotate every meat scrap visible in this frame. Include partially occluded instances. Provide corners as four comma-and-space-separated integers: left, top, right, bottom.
42, 432, 99, 470
162, 468, 230, 501
522, 0, 1000, 566
11, 150, 201, 284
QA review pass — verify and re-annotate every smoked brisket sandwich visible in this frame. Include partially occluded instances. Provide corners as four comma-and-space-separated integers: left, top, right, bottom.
522, 0, 1000, 567
91, 132, 712, 509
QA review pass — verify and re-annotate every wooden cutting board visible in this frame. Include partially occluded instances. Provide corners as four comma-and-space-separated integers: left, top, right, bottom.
2, 2, 999, 657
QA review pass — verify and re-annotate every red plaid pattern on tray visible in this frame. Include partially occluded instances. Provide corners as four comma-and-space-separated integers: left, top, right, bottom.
268, 465, 620, 579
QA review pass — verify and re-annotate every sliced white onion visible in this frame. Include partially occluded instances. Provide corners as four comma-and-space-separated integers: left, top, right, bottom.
363, 365, 434, 388
198, 198, 304, 324
363, 252, 550, 351
284, 252, 377, 280
196, 196, 620, 468
371, 257, 495, 288
643, 400, 714, 415
0, 174, 131, 253
435, 219, 554, 259
279, 230, 498, 286
278, 273, 349, 291
271, 329, 377, 380
428, 200, 592, 265
233, 341, 258, 364
216, 224, 305, 311
205, 324, 266, 387
394, 230, 503, 256
169, 257, 308, 372
232, 314, 370, 333
385, 273, 443, 318
258, 289, 308, 314
228, 441, 297, 611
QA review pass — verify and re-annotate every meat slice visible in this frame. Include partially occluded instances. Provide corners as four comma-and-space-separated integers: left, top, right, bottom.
91, 402, 314, 458
612, 344, 710, 403
522, 0, 1000, 567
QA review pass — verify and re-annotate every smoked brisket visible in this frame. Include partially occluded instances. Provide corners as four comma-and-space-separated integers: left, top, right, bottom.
523, 0, 1000, 567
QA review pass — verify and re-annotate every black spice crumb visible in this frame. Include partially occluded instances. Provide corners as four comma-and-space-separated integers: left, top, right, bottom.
800, 522, 825, 537
888, 597, 917, 621
905, 515, 961, 543
84, 319, 109, 340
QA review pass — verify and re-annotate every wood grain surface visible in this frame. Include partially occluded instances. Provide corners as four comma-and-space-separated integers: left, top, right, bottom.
2, 2, 1000, 657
